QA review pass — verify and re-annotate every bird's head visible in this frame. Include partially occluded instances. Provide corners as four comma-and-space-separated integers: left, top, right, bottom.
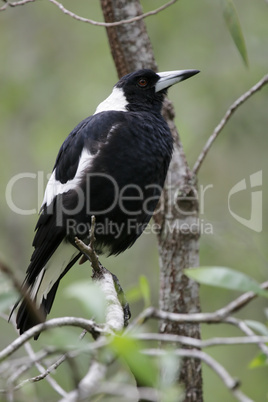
95, 68, 200, 114
116, 68, 200, 112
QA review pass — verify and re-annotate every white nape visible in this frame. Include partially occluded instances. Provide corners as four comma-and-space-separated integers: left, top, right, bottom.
42, 147, 94, 208
94, 87, 128, 114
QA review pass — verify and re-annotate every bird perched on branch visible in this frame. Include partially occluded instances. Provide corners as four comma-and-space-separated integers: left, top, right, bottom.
12, 68, 199, 336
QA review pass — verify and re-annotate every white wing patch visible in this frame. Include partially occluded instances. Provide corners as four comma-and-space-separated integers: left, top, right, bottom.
42, 86, 127, 209
42, 147, 94, 208
94, 87, 128, 114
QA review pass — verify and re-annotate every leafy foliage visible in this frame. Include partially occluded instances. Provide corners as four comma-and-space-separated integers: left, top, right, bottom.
222, 0, 249, 66
126, 275, 151, 308
65, 280, 107, 322
111, 335, 159, 387
185, 266, 268, 297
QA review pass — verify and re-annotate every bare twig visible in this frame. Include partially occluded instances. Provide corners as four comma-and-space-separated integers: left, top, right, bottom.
192, 73, 268, 174
135, 332, 268, 349
1, 303, 267, 400
128, 280, 268, 330
26, 330, 87, 384
0, 0, 35, 11
226, 317, 268, 358
93, 382, 159, 402
127, 306, 227, 329
1, 0, 178, 27
143, 349, 252, 402
23, 342, 67, 397
0, 349, 52, 393
0, 317, 103, 362
216, 280, 268, 316
59, 360, 107, 402
50, 0, 178, 27
75, 215, 100, 273
5, 316, 65, 394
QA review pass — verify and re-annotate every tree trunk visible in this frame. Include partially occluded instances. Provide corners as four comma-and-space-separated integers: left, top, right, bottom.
100, 1, 203, 400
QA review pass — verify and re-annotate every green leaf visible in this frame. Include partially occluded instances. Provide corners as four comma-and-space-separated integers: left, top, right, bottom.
139, 275, 151, 308
245, 320, 268, 336
65, 281, 106, 322
249, 352, 268, 369
125, 285, 142, 303
111, 335, 158, 387
126, 276, 151, 307
184, 267, 268, 298
222, 0, 248, 66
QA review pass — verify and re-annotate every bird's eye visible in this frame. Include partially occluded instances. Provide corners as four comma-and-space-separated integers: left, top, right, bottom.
137, 78, 148, 88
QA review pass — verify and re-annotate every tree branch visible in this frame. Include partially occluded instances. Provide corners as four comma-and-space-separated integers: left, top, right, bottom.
0, 317, 103, 362
143, 349, 253, 402
59, 360, 107, 402
92, 382, 159, 402
127, 280, 268, 331
75, 216, 130, 331
135, 332, 268, 349
22, 342, 68, 397
2, 287, 267, 400
226, 317, 268, 358
0, 0, 35, 11
23, 330, 87, 387
0, 0, 178, 27
193, 73, 268, 174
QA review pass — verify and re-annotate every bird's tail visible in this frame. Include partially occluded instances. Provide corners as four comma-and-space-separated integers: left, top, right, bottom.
11, 244, 81, 339
14, 277, 61, 339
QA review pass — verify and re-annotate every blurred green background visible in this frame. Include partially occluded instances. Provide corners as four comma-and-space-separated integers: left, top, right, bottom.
0, 0, 268, 400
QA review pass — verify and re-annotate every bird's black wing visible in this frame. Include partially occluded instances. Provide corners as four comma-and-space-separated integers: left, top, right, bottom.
26, 112, 122, 283
24, 116, 93, 285
15, 112, 125, 334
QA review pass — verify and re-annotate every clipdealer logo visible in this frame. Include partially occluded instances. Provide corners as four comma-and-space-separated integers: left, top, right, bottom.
228, 170, 262, 233
4, 170, 263, 233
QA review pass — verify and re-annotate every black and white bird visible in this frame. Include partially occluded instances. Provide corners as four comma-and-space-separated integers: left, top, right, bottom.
13, 68, 199, 335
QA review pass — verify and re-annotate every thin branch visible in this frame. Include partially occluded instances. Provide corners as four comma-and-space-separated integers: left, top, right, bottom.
0, 0, 35, 11
27, 330, 87, 384
1, 0, 178, 28
2, 350, 51, 392
216, 280, 268, 316
143, 349, 253, 402
135, 332, 268, 349
127, 306, 228, 329
3, 281, 268, 363
23, 342, 67, 397
128, 280, 268, 330
227, 317, 268, 358
4, 316, 66, 395
192, 73, 268, 174
0, 317, 103, 362
75, 215, 100, 272
59, 360, 107, 402
50, 0, 178, 27
93, 382, 159, 402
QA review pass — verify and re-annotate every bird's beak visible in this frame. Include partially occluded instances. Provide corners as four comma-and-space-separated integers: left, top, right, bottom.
155, 69, 200, 93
